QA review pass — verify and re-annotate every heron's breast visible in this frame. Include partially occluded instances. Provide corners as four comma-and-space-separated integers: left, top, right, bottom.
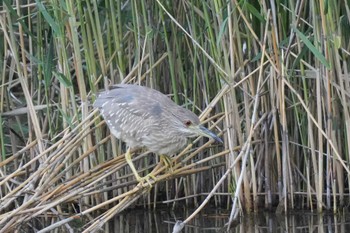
143, 135, 188, 155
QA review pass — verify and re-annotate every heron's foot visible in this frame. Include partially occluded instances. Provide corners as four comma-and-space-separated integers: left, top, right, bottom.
136, 173, 157, 188
160, 155, 174, 172
125, 148, 154, 187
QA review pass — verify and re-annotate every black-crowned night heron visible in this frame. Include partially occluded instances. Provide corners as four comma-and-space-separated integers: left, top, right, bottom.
94, 84, 222, 183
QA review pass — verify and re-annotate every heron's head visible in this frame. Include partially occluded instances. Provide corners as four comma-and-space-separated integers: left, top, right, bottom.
173, 107, 223, 143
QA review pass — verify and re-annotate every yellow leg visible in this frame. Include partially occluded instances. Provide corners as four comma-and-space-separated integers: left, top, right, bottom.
125, 148, 142, 181
125, 148, 156, 186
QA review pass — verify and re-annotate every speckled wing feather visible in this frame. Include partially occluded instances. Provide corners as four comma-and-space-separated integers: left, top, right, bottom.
95, 86, 149, 147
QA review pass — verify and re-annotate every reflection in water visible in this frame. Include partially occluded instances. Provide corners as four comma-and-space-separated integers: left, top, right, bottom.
106, 208, 350, 233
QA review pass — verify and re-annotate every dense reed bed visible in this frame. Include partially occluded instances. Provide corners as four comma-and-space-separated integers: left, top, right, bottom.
1, 0, 350, 231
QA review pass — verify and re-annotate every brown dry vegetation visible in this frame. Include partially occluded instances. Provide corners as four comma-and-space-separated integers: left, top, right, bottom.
1, 0, 350, 232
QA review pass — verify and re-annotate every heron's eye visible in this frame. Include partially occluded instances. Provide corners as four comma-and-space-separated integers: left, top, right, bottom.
184, 120, 192, 127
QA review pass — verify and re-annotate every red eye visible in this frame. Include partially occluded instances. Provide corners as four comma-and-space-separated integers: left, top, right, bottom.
184, 120, 192, 127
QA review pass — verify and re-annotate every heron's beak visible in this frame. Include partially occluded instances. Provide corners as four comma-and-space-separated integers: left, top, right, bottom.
194, 125, 223, 143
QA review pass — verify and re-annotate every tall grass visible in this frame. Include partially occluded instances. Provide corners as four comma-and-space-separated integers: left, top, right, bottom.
1, 0, 350, 231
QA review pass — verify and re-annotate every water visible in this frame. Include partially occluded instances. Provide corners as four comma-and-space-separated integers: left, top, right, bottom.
105, 208, 350, 232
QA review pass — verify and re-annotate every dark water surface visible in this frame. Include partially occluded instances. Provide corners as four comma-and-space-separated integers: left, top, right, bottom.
105, 208, 350, 232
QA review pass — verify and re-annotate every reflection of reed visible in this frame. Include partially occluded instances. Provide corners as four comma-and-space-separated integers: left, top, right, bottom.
110, 210, 350, 233
113, 208, 232, 233
241, 213, 350, 233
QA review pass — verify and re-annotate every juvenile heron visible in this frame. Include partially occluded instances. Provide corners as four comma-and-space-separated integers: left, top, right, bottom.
94, 84, 222, 183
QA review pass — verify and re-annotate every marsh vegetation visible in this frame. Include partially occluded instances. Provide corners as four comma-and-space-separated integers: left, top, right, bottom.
1, 0, 350, 232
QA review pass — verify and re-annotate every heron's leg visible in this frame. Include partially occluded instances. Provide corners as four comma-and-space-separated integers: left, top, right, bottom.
125, 148, 142, 181
125, 148, 156, 186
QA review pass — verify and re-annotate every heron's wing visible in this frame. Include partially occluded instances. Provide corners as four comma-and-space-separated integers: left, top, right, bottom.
93, 85, 173, 146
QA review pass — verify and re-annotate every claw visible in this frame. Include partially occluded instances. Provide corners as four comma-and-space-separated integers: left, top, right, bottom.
137, 173, 157, 188
160, 154, 173, 171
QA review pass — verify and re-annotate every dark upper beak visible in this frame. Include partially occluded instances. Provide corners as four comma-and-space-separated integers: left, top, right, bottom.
194, 125, 223, 143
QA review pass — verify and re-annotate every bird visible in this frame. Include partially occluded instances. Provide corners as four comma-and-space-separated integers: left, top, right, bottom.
94, 84, 222, 183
